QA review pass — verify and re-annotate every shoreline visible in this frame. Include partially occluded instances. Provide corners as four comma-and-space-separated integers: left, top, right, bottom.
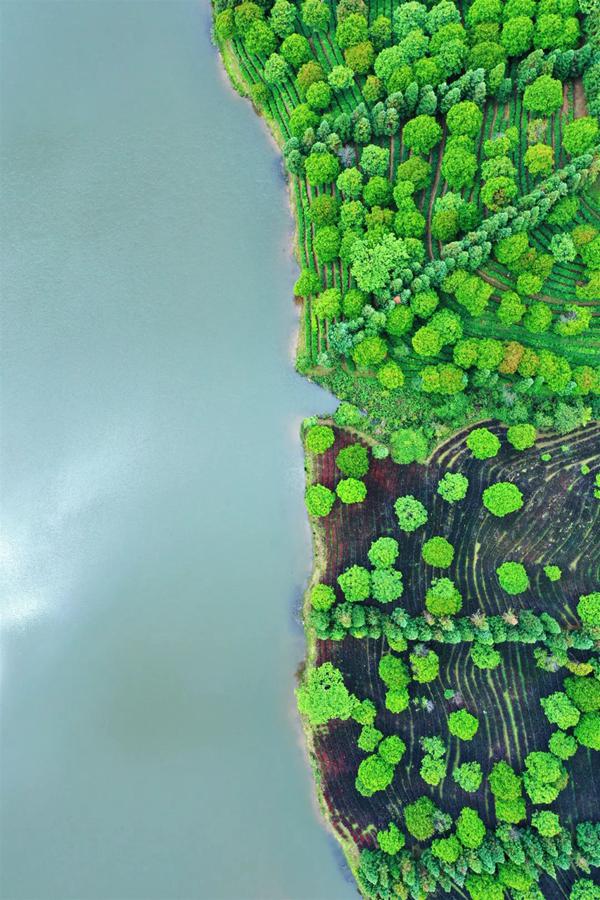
211, 10, 356, 876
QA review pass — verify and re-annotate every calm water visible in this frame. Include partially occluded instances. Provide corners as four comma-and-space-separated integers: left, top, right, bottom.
0, 3, 353, 898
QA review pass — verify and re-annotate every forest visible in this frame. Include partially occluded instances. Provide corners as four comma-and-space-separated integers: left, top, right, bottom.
212, 0, 600, 895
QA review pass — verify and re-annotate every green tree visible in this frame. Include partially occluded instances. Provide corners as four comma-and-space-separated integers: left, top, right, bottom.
565, 676, 600, 713
453, 761, 483, 792
412, 325, 444, 357
352, 335, 387, 368
305, 424, 335, 454
336, 444, 369, 477
368, 537, 399, 569
471, 642, 502, 670
338, 564, 371, 601
403, 115, 443, 156
524, 142, 554, 176
310, 583, 336, 610
336, 477, 367, 504
532, 810, 561, 837
379, 654, 410, 691
379, 734, 406, 763
314, 287, 341, 320
489, 760, 522, 800
523, 74, 564, 115
376, 822, 405, 855
358, 725, 383, 751
431, 834, 461, 861
356, 754, 394, 795
301, 0, 330, 31
372, 568, 404, 603
501, 15, 534, 54
425, 577, 462, 616
549, 731, 578, 760
410, 648, 440, 683
574, 712, 600, 750
437, 472, 469, 503
497, 291, 526, 325
563, 117, 599, 156
394, 495, 428, 532
297, 662, 353, 724
305, 151, 340, 186
280, 33, 312, 68
404, 796, 437, 841
496, 561, 530, 594
448, 709, 479, 740
422, 536, 454, 568
577, 591, 600, 627
541, 691, 581, 730
305, 484, 335, 516
446, 101, 484, 137
269, 0, 296, 37
466, 427, 501, 459
507, 423, 536, 450
390, 428, 428, 464
456, 807, 486, 848
483, 481, 524, 516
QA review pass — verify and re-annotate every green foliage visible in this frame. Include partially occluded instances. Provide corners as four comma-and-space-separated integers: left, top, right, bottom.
456, 807, 486, 849
483, 481, 524, 516
394, 495, 428, 532
390, 428, 428, 464
565, 676, 600, 713
523, 74, 564, 115
562, 117, 599, 156
297, 662, 353, 724
425, 577, 463, 615
506, 423, 536, 450
336, 477, 367, 504
544, 564, 562, 582
358, 725, 383, 752
338, 565, 371, 601
453, 761, 483, 793
523, 750, 568, 804
305, 484, 335, 516
532, 810, 561, 837
410, 647, 440, 683
371, 567, 404, 603
575, 712, 600, 750
356, 754, 394, 796
448, 709, 479, 740
541, 691, 581, 730
447, 101, 484, 137
437, 472, 469, 503
489, 760, 522, 800
466, 427, 501, 459
378, 654, 410, 689
471, 641, 502, 669
403, 115, 443, 156
310, 583, 336, 610
305, 424, 334, 454
403, 796, 437, 841
422, 536, 455, 568
376, 822, 405, 855
431, 834, 461, 862
578, 592, 600, 627
368, 537, 399, 569
336, 444, 369, 477
548, 730, 578, 760
496, 561, 530, 595
379, 734, 406, 764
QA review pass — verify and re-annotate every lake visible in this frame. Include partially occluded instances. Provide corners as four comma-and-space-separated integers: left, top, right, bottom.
0, 2, 353, 897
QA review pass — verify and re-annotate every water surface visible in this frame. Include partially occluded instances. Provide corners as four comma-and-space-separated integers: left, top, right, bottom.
0, 3, 353, 897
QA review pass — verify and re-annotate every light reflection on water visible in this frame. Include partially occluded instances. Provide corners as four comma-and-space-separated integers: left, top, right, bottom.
0, 2, 350, 899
